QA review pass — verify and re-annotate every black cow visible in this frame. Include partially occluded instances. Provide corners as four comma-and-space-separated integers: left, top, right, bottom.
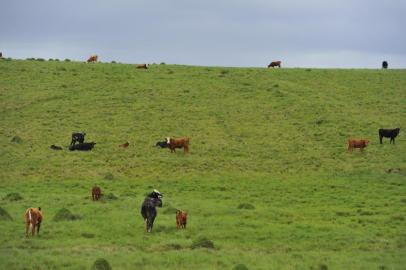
141, 189, 163, 233
155, 140, 168, 148
69, 142, 96, 151
50, 145, 63, 150
382, 61, 388, 69
71, 132, 86, 146
379, 128, 400, 144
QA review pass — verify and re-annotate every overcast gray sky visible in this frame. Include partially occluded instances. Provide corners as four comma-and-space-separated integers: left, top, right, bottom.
1, 0, 406, 68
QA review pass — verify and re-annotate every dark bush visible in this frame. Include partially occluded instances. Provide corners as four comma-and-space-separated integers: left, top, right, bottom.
160, 62, 166, 65
36, 58, 45, 61
82, 233, 95, 238
53, 208, 81, 221
4, 192, 23, 201
0, 207, 13, 221
237, 203, 255, 210
91, 258, 112, 270
191, 237, 214, 249
54, 59, 60, 61
64, 59, 71, 62
48, 58, 54, 61
11, 136, 23, 144
233, 264, 249, 270
111, 61, 116, 64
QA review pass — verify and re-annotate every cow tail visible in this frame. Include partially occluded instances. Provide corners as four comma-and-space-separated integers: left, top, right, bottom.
28, 209, 32, 222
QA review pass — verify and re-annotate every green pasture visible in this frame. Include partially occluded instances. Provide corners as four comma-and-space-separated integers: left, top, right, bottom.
0, 59, 405, 269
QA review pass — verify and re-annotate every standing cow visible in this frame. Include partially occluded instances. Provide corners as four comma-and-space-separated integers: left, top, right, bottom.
141, 189, 163, 233
379, 128, 400, 144
382, 61, 388, 69
87, 55, 98, 63
136, 64, 148, 69
348, 139, 369, 152
24, 207, 43, 237
70, 132, 86, 146
268, 61, 281, 68
176, 210, 188, 229
92, 186, 102, 201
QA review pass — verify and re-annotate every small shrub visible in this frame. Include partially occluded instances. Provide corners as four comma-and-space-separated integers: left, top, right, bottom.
306, 68, 312, 72
111, 61, 116, 64
4, 192, 23, 201
191, 237, 214, 249
0, 207, 13, 221
55, 59, 60, 61
36, 58, 45, 61
11, 136, 23, 144
82, 233, 95, 238
160, 62, 166, 65
319, 264, 328, 270
53, 208, 81, 221
64, 59, 71, 62
48, 58, 54, 61
91, 258, 112, 270
237, 203, 255, 210
233, 264, 249, 270
273, 84, 279, 88
104, 173, 114, 181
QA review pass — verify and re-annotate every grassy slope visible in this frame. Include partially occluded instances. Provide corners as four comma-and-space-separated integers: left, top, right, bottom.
0, 59, 405, 270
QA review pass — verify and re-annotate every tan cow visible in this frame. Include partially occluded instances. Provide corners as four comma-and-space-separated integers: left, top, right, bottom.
87, 55, 98, 63
92, 186, 102, 201
348, 139, 369, 152
24, 207, 43, 237
176, 210, 188, 229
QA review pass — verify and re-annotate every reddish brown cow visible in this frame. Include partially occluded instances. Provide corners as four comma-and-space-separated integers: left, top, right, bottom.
24, 207, 43, 237
87, 55, 98, 63
92, 186, 102, 201
119, 142, 129, 148
268, 61, 281, 68
176, 210, 188, 229
166, 137, 190, 153
348, 139, 369, 152
136, 64, 148, 69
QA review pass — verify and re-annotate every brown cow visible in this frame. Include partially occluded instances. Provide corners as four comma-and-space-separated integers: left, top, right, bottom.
166, 137, 190, 153
268, 61, 281, 68
24, 207, 43, 237
136, 64, 148, 69
348, 139, 369, 152
119, 142, 129, 148
87, 55, 98, 63
92, 186, 102, 201
176, 210, 188, 229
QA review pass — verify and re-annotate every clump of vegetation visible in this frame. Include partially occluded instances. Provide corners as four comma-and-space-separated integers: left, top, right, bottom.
233, 264, 249, 270
48, 58, 54, 61
191, 237, 215, 249
53, 208, 81, 221
104, 193, 118, 201
64, 59, 71, 62
81, 233, 95, 238
0, 207, 13, 221
237, 203, 255, 210
91, 258, 112, 270
36, 58, 45, 61
4, 192, 23, 201
111, 61, 116, 64
160, 62, 166, 65
11, 136, 23, 144
104, 173, 114, 181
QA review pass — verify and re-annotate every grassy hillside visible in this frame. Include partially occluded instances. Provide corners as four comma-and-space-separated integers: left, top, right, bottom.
0, 59, 405, 269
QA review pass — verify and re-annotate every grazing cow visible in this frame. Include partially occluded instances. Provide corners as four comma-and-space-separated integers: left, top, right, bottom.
176, 210, 188, 229
87, 55, 98, 63
92, 186, 102, 201
382, 61, 388, 69
268, 61, 281, 68
50, 145, 63, 150
348, 139, 369, 152
69, 142, 96, 151
155, 140, 168, 148
165, 137, 190, 153
379, 128, 400, 144
71, 132, 86, 146
141, 189, 163, 233
136, 64, 148, 69
24, 207, 43, 237
119, 142, 129, 148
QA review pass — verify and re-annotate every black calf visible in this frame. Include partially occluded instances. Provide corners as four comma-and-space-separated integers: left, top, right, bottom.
379, 128, 400, 144
155, 140, 168, 148
71, 132, 86, 146
382, 61, 388, 69
69, 142, 96, 151
141, 190, 163, 232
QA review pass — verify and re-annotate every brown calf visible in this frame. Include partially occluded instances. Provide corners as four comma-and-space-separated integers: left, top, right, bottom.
87, 55, 98, 63
167, 137, 190, 153
92, 186, 102, 201
136, 64, 148, 69
348, 139, 369, 152
119, 142, 129, 148
24, 207, 43, 237
268, 61, 281, 68
176, 210, 188, 229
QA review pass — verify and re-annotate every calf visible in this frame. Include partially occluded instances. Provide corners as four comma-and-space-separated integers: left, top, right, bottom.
136, 64, 148, 69
176, 210, 188, 229
141, 189, 163, 233
268, 61, 281, 68
71, 132, 86, 146
24, 207, 43, 237
155, 140, 168, 148
166, 137, 190, 153
69, 142, 96, 151
92, 186, 102, 201
348, 139, 369, 152
119, 142, 129, 148
379, 128, 400, 144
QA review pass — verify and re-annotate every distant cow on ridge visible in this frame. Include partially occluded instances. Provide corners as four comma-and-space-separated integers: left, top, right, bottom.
268, 61, 281, 68
87, 55, 98, 63
379, 128, 400, 144
382, 61, 388, 69
136, 64, 148, 69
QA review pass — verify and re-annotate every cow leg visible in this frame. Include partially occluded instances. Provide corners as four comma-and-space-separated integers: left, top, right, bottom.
37, 222, 41, 235
25, 222, 30, 237
391, 137, 395, 144
379, 136, 383, 144
31, 223, 35, 236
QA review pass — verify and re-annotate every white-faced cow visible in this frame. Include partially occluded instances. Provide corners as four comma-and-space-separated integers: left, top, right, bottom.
141, 189, 163, 233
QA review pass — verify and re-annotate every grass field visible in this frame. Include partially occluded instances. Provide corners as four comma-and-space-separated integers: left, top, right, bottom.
0, 59, 405, 270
